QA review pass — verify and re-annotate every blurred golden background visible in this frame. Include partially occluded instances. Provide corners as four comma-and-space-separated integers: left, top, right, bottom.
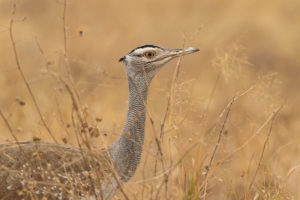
0, 0, 299, 199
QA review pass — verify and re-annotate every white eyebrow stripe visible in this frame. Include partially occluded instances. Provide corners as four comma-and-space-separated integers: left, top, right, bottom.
131, 48, 157, 55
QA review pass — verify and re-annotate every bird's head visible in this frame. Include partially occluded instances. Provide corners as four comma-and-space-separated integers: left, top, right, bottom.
119, 45, 199, 81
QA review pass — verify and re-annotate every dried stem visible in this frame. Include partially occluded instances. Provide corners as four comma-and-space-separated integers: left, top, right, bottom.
248, 105, 283, 190
160, 94, 171, 139
208, 97, 234, 170
63, 0, 68, 57
9, 4, 58, 143
219, 104, 280, 165
202, 96, 235, 199
199, 72, 221, 125
169, 43, 185, 125
200, 85, 255, 199
61, 0, 84, 110
154, 141, 200, 199
0, 110, 33, 165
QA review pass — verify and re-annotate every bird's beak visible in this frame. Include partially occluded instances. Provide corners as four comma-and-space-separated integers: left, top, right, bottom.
170, 47, 200, 56
152, 47, 199, 63
184, 47, 200, 54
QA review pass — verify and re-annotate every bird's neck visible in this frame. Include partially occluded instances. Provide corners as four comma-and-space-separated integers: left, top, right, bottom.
109, 74, 150, 181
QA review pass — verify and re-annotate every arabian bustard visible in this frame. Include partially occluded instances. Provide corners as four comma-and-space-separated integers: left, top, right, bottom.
0, 45, 199, 199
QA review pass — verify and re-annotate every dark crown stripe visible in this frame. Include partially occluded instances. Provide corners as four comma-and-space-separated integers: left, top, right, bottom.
119, 56, 125, 62
129, 45, 161, 54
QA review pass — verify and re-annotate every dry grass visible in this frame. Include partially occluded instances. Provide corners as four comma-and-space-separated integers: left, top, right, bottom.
0, 0, 299, 199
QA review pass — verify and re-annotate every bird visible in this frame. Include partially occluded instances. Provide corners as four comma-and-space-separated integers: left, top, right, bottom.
0, 45, 199, 199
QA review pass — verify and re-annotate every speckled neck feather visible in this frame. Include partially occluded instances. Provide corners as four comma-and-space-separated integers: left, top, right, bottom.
109, 73, 150, 181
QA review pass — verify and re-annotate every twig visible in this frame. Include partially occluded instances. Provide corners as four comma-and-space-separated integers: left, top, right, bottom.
70, 106, 99, 199
207, 97, 235, 170
61, 0, 86, 130
218, 105, 281, 166
248, 105, 283, 190
205, 85, 256, 135
62, 0, 67, 57
132, 141, 199, 184
141, 141, 151, 200
9, 4, 58, 143
199, 86, 254, 198
0, 109, 33, 165
159, 42, 186, 139
156, 42, 189, 198
154, 141, 200, 199
202, 96, 235, 199
160, 95, 171, 139
35, 38, 72, 138
110, 165, 131, 200
199, 72, 221, 125
169, 42, 185, 125
63, 79, 92, 151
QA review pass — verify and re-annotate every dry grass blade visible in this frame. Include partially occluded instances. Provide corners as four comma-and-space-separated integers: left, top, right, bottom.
199, 72, 221, 125
219, 105, 281, 166
9, 5, 58, 143
248, 104, 284, 190
0, 110, 32, 165
169, 43, 185, 126
201, 96, 235, 199
200, 85, 255, 199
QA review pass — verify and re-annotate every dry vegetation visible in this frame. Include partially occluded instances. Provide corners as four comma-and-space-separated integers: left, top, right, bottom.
0, 0, 299, 199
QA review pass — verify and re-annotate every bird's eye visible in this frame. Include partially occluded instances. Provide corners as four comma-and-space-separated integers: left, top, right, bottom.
144, 51, 155, 59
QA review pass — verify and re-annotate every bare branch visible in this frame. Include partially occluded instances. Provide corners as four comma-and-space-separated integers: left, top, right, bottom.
202, 96, 235, 199
0, 109, 33, 165
248, 105, 283, 190
9, 4, 58, 143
